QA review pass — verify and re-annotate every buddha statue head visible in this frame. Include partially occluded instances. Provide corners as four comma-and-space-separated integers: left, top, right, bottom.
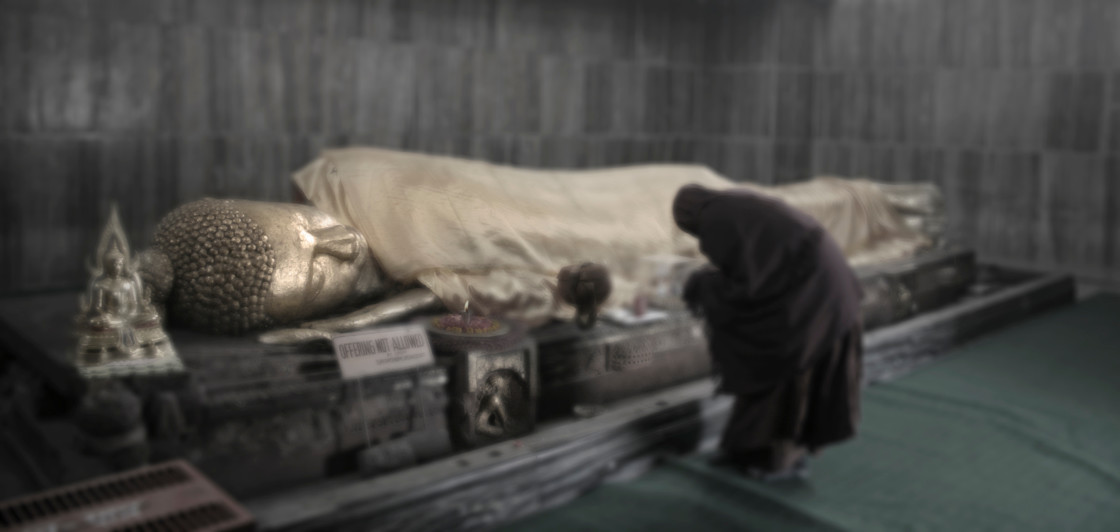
141, 199, 386, 335
102, 247, 127, 278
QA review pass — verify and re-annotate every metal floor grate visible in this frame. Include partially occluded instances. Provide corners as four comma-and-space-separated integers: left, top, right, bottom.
0, 461, 254, 532
112, 503, 237, 532
0, 465, 189, 528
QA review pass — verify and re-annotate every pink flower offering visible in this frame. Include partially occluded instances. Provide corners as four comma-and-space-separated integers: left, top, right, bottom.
431, 314, 503, 335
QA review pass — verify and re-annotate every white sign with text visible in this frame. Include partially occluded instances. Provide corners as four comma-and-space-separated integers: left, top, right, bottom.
331, 324, 435, 380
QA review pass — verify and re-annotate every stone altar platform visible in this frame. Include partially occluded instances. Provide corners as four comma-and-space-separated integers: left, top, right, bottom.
243, 267, 1076, 532
0, 253, 1075, 528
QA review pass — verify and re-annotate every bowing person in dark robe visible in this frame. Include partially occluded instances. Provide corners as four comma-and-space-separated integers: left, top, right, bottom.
673, 184, 864, 481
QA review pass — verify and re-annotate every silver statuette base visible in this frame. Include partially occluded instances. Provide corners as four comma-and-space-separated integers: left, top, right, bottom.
78, 351, 185, 380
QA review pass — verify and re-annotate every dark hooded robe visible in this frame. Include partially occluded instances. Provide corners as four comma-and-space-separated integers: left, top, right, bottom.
673, 184, 863, 472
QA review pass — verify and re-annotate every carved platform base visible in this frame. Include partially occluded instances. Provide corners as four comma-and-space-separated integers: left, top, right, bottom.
77, 356, 185, 380
243, 270, 1075, 532
0, 260, 1076, 514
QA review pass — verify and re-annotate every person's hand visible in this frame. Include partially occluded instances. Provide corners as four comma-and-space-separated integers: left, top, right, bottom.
683, 269, 710, 317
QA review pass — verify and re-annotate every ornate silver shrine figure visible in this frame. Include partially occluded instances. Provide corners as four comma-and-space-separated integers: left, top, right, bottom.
74, 207, 182, 378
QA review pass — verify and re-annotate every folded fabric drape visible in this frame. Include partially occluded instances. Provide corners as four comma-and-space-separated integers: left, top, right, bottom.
294, 147, 928, 325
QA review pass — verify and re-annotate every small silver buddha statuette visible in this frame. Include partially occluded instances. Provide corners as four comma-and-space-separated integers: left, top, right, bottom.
74, 206, 183, 378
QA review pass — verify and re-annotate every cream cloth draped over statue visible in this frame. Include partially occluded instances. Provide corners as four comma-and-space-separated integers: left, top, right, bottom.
293, 147, 928, 326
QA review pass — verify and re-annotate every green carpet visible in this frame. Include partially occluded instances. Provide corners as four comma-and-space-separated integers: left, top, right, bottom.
503, 295, 1120, 531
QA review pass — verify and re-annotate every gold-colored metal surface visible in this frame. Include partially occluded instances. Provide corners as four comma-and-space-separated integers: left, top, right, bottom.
146, 199, 388, 335
257, 288, 443, 345
472, 370, 529, 439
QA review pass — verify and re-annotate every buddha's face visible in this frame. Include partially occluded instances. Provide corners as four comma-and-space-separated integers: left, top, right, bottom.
103, 253, 125, 277
232, 201, 384, 324
153, 198, 386, 334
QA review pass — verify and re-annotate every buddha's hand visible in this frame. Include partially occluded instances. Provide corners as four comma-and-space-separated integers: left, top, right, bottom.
256, 288, 444, 345
302, 288, 444, 333
257, 327, 334, 345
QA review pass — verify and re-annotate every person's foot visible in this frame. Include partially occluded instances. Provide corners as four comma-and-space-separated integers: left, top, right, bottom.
707, 453, 735, 468
744, 455, 810, 483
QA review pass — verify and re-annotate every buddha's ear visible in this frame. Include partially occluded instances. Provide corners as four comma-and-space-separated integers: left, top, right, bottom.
309, 225, 360, 262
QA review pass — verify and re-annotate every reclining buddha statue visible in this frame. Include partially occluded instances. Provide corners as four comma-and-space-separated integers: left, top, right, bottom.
137, 147, 944, 344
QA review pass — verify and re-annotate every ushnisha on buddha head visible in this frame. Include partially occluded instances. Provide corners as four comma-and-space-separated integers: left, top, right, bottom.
140, 199, 386, 335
